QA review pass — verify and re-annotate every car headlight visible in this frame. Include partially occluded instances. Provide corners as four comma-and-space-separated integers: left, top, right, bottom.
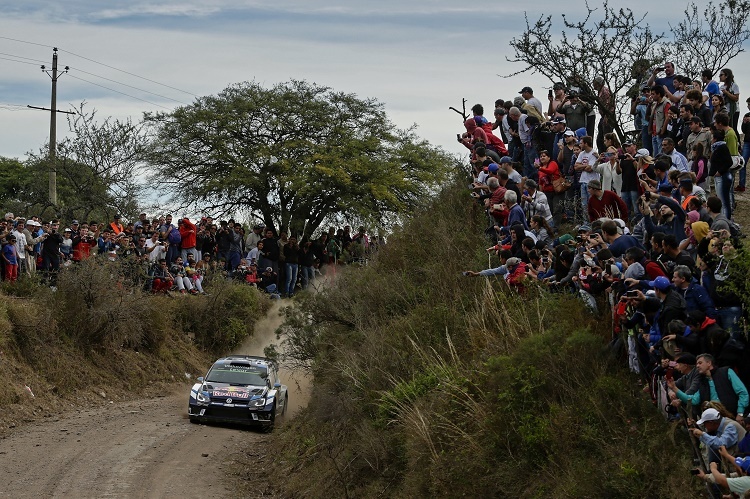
252, 397, 266, 407
196, 391, 211, 405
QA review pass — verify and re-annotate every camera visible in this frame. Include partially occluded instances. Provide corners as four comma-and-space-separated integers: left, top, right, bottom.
689, 468, 701, 476
456, 133, 462, 142
626, 290, 638, 298
548, 89, 553, 99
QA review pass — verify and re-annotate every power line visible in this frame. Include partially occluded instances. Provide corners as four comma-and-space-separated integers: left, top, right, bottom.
0, 55, 41, 67
69, 66, 188, 105
0, 35, 51, 48
59, 48, 198, 98
67, 73, 173, 110
0, 51, 48, 64
0, 35, 197, 99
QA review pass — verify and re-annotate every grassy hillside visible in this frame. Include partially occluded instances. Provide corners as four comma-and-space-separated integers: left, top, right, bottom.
245, 180, 702, 498
0, 260, 268, 433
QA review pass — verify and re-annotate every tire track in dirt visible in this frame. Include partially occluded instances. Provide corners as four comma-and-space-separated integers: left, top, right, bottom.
0, 295, 312, 498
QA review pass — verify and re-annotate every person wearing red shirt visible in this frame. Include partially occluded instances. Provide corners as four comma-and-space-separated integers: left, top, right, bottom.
586, 179, 628, 221
536, 150, 563, 226
71, 227, 98, 262
179, 217, 198, 262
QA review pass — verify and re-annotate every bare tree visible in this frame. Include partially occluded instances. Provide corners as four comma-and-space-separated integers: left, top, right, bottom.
670, 0, 750, 79
505, 2, 664, 141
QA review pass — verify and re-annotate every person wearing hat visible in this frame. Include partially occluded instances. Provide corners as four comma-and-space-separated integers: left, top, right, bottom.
134, 212, 148, 229
547, 117, 569, 161
635, 275, 686, 349
503, 256, 528, 293
688, 407, 739, 467
585, 179, 628, 221
668, 353, 749, 424
519, 87, 543, 117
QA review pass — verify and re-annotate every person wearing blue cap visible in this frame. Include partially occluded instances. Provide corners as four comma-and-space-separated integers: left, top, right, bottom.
638, 275, 686, 350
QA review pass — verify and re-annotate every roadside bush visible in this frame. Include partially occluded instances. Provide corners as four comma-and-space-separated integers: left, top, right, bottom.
54, 258, 165, 350
260, 178, 702, 499
173, 276, 268, 353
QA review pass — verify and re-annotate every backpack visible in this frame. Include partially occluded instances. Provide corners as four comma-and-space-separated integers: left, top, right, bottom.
522, 103, 544, 123
168, 227, 182, 244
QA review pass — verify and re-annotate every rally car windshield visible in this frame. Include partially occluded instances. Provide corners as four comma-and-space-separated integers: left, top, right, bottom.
206, 364, 267, 386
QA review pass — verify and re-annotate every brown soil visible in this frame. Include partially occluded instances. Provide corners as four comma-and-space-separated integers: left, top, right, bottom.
0, 297, 309, 498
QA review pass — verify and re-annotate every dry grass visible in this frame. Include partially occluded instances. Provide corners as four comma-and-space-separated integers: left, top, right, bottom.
237, 179, 704, 498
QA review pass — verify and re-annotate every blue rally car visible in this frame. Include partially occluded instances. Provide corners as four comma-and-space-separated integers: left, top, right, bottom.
188, 355, 288, 430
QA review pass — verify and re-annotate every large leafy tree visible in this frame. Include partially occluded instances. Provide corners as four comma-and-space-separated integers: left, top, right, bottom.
144, 80, 456, 237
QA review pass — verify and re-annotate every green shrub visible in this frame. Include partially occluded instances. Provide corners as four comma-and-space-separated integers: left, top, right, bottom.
252, 179, 702, 499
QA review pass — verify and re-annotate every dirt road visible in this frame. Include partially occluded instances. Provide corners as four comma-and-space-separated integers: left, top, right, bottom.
0, 298, 308, 498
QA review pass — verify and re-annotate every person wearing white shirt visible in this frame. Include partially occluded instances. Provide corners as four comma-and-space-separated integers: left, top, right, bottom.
574, 136, 600, 214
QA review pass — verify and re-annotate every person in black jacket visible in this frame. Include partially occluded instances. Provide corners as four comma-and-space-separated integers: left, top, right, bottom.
709, 128, 733, 219
299, 240, 317, 290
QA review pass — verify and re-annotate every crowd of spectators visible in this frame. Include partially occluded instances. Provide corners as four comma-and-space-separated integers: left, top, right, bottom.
460, 64, 750, 497
0, 211, 380, 298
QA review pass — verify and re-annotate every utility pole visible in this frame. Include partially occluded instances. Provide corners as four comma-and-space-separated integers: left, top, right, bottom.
28, 47, 72, 206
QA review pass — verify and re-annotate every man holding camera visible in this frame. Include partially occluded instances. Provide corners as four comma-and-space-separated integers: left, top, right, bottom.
556, 90, 590, 132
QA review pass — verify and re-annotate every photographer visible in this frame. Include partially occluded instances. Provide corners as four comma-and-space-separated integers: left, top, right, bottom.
556, 90, 590, 133
145, 232, 167, 263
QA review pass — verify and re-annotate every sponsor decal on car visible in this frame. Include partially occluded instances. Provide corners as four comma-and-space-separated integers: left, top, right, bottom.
211, 387, 251, 398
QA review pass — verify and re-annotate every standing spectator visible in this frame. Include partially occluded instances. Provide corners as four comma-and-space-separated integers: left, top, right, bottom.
299, 241, 317, 289
283, 236, 300, 297
660, 137, 689, 172
179, 217, 198, 262
719, 68, 741, 133
11, 220, 28, 275
261, 228, 280, 281
738, 97, 750, 193
575, 136, 600, 215
649, 85, 671, 156
619, 142, 641, 221
245, 225, 263, 254
227, 222, 244, 274
41, 221, 62, 288
556, 90, 590, 134
647, 61, 677, 93
2, 234, 18, 282
709, 129, 734, 220
109, 214, 124, 235
519, 87, 544, 116
702, 69, 721, 108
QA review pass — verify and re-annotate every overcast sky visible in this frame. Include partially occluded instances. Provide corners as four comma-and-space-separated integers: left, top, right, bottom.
0, 1, 747, 161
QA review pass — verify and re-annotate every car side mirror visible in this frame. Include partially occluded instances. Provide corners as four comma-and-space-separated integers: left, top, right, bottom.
197, 376, 204, 383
